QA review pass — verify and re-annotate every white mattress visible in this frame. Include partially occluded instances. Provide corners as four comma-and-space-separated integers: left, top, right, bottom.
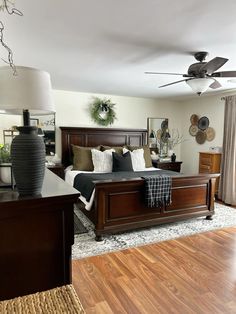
65, 166, 160, 211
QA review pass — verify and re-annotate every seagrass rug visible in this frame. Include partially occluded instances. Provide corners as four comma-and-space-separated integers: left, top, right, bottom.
73, 202, 236, 259
0, 285, 84, 314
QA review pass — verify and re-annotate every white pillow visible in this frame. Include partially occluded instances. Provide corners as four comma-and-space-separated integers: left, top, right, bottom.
91, 149, 115, 173
123, 148, 146, 171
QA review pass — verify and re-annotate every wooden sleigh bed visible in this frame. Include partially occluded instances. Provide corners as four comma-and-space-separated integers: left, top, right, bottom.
61, 127, 219, 241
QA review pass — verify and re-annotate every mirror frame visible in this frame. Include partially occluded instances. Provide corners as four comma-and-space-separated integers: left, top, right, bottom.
147, 117, 169, 156
31, 113, 56, 156
147, 117, 169, 145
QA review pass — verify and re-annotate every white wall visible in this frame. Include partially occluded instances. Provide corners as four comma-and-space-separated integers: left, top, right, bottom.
0, 90, 182, 160
179, 94, 225, 174
2, 87, 227, 173
54, 90, 182, 159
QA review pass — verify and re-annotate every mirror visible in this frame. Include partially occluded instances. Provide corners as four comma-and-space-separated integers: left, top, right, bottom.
30, 114, 55, 156
147, 117, 169, 157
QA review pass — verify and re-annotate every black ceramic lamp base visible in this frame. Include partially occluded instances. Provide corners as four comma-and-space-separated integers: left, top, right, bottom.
11, 126, 46, 196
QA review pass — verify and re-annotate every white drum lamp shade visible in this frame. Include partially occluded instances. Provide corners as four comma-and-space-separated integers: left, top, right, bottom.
0, 66, 55, 115
0, 66, 55, 195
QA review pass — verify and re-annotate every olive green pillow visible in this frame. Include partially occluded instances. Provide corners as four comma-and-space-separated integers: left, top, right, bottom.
72, 145, 100, 171
100, 145, 124, 155
127, 145, 152, 168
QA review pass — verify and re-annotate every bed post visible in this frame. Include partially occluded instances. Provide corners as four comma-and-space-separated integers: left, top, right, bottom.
94, 185, 106, 241
206, 176, 216, 220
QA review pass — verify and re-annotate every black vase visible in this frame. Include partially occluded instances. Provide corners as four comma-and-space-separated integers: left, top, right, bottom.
11, 126, 46, 196
171, 153, 176, 162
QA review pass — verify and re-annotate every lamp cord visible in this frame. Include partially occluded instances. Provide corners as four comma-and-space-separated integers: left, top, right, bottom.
0, 0, 23, 75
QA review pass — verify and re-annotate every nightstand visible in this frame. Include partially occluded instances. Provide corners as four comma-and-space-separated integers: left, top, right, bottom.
152, 160, 182, 172
47, 164, 65, 179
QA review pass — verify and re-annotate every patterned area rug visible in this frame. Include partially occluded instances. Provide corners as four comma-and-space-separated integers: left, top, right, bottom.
73, 203, 236, 259
74, 213, 87, 234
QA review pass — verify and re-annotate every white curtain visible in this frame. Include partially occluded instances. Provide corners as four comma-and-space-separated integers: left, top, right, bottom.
218, 95, 236, 205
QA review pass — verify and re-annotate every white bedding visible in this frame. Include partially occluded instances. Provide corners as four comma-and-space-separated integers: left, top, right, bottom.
65, 166, 161, 211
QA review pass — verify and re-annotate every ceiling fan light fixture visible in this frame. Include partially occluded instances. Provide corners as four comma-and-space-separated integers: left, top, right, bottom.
186, 78, 215, 95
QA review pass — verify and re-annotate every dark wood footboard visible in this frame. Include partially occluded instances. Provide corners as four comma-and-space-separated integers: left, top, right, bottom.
79, 174, 218, 239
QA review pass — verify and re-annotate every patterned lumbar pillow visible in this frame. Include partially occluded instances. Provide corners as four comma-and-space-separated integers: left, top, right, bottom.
112, 151, 134, 172
123, 148, 146, 171
91, 148, 115, 172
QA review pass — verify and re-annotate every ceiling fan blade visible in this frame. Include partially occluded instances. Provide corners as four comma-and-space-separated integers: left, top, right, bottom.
159, 78, 188, 88
209, 79, 221, 89
145, 71, 185, 76
200, 57, 228, 75
212, 71, 236, 78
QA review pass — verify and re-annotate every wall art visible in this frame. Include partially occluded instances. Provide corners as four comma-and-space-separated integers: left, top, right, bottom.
189, 114, 215, 144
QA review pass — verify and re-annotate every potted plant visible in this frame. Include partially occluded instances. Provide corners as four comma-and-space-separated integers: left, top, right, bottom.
0, 144, 11, 163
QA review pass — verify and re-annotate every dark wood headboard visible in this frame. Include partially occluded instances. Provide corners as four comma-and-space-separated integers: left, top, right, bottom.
60, 127, 147, 167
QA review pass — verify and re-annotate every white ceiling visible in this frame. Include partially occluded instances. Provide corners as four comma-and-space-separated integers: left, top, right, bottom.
3, 0, 236, 99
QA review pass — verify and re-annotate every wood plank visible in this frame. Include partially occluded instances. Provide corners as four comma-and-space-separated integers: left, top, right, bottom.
72, 227, 236, 313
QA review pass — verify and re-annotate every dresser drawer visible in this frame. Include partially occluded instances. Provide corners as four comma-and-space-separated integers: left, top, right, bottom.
153, 161, 182, 172
200, 155, 213, 166
199, 165, 211, 173
158, 163, 173, 170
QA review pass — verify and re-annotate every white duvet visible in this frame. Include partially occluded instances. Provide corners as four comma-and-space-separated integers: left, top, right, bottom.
65, 166, 161, 211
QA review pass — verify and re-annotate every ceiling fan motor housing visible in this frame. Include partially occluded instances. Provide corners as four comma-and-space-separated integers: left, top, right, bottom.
194, 51, 209, 62
188, 62, 207, 77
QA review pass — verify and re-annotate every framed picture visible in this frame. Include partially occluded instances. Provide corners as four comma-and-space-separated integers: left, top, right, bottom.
30, 118, 39, 127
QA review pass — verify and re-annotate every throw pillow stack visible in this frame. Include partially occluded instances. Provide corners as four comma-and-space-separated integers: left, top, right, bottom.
72, 144, 152, 173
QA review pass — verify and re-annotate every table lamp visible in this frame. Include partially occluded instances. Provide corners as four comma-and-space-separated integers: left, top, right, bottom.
149, 129, 157, 147
0, 66, 55, 195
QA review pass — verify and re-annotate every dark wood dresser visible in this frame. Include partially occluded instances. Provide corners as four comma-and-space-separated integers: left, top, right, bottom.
0, 170, 79, 301
152, 160, 182, 172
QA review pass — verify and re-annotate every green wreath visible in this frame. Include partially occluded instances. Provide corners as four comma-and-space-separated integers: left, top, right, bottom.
90, 97, 117, 126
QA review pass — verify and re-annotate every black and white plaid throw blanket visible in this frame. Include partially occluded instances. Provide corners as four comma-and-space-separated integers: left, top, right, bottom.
142, 175, 172, 208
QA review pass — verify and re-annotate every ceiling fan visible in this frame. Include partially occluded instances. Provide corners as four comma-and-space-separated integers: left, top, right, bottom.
145, 52, 236, 95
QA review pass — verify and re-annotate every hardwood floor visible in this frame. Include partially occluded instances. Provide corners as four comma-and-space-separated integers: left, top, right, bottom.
72, 227, 236, 313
